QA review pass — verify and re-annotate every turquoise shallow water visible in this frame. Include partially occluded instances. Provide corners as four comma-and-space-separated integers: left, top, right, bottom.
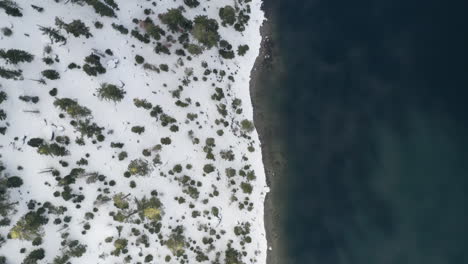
267, 0, 468, 263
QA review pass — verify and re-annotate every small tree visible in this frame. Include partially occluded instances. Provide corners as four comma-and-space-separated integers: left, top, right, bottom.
37, 142, 68, 156
192, 16, 220, 48
42, 69, 60, 80
83, 53, 106, 76
82, 0, 115, 17
128, 159, 149, 176
203, 164, 215, 174
187, 44, 203, 56
6, 176, 23, 188
55, 17, 92, 38
0, 66, 22, 80
96, 83, 125, 102
9, 211, 47, 240
38, 26, 67, 44
240, 119, 254, 132
0, 49, 34, 64
54, 98, 91, 118
165, 226, 186, 256
136, 196, 163, 221
237, 45, 249, 56
0, 0, 23, 17
131, 126, 145, 134
219, 6, 236, 26
184, 0, 199, 8
22, 248, 45, 264
159, 8, 192, 33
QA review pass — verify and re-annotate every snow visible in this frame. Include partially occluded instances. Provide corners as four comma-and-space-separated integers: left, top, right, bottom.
0, 0, 267, 263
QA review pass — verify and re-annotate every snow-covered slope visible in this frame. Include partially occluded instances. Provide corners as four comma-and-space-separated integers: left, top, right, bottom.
0, 0, 267, 263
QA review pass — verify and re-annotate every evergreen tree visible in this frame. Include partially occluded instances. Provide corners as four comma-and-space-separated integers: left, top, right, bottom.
0, 0, 23, 17
219, 5, 236, 26
159, 8, 192, 33
41, 69, 60, 80
38, 26, 67, 44
37, 142, 68, 156
55, 18, 92, 38
183, 0, 199, 8
9, 211, 47, 240
82, 53, 106, 76
85, 0, 115, 17
22, 248, 45, 264
128, 159, 149, 176
0, 49, 34, 64
53, 98, 92, 118
96, 83, 125, 102
192, 16, 220, 48
0, 66, 22, 80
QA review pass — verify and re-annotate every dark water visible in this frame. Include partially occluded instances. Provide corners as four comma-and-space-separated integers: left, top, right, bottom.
268, 0, 468, 263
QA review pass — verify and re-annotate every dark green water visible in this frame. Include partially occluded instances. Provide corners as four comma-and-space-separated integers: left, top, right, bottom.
267, 0, 468, 263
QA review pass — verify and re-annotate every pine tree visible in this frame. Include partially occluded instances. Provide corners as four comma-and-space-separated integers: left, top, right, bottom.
55, 18, 92, 38
0, 0, 23, 17
96, 83, 125, 102
38, 26, 67, 44
159, 8, 192, 33
0, 66, 22, 80
192, 16, 220, 48
0, 49, 34, 64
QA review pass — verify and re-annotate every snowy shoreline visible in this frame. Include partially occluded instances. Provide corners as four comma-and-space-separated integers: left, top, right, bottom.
0, 0, 268, 263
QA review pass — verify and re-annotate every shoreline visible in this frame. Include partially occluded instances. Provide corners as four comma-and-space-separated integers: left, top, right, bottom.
249, 1, 289, 263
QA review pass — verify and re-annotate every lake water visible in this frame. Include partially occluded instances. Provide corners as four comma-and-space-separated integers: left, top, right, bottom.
267, 0, 468, 263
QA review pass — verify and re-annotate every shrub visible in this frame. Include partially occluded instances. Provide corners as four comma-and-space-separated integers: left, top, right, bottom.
38, 26, 66, 44
203, 164, 214, 174
160, 137, 171, 145
131, 126, 145, 134
23, 248, 45, 263
240, 119, 254, 132
83, 0, 115, 17
192, 16, 220, 48
128, 159, 149, 176
111, 23, 128, 34
159, 8, 192, 33
83, 53, 106, 76
0, 49, 34, 64
9, 211, 47, 240
135, 55, 144, 64
219, 49, 235, 59
94, 21, 103, 29
133, 98, 152, 109
96, 83, 125, 102
0, 0, 23, 17
219, 6, 236, 26
183, 0, 199, 8
37, 142, 68, 156
0, 91, 7, 104
1, 27, 12, 36
146, 22, 165, 40
165, 226, 185, 256
0, 66, 22, 80
54, 98, 91, 118
186, 44, 203, 56
6, 176, 23, 188
240, 182, 253, 194
237, 44, 249, 56
226, 168, 236, 177
41, 69, 60, 80
159, 64, 169, 72
27, 138, 44, 147
55, 18, 92, 38
155, 42, 170, 55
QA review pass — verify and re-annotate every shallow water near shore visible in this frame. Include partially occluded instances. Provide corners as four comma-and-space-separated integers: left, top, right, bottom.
261, 0, 468, 263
